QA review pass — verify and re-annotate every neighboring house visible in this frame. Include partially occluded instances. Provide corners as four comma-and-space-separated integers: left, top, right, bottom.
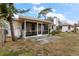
60, 23, 74, 32
74, 24, 79, 33
6, 16, 53, 38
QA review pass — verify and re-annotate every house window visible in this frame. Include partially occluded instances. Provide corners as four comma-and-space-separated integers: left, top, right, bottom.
68, 25, 70, 30
5, 29, 8, 35
60, 26, 62, 29
52, 26, 53, 29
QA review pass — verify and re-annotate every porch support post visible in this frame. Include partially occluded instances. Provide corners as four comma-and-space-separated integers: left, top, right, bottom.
37, 22, 38, 36
24, 20, 26, 39
41, 23, 43, 35
48, 24, 50, 34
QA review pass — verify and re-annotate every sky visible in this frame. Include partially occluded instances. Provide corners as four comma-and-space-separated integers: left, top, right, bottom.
15, 3, 79, 24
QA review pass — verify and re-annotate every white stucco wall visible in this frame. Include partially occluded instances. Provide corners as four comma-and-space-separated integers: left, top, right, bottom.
6, 21, 21, 38
77, 27, 79, 30
76, 27, 79, 33
61, 26, 74, 32
70, 27, 74, 32
62, 26, 69, 32
54, 18, 59, 26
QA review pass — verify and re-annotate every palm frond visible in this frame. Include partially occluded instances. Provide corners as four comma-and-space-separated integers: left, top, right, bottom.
9, 3, 18, 14
0, 4, 8, 13
17, 9, 30, 13
37, 14, 41, 18
38, 8, 53, 19
0, 3, 8, 17
42, 8, 52, 12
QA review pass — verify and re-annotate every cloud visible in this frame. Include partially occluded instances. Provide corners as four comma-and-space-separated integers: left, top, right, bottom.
67, 18, 79, 25
60, 3, 73, 7
30, 5, 78, 25
30, 6, 56, 18
67, 20, 77, 25
74, 18, 79, 22
13, 14, 19, 19
52, 9, 56, 12
32, 6, 56, 13
33, 6, 45, 13
46, 12, 78, 25
61, 19, 78, 25
46, 12, 66, 21
28, 6, 45, 17
31, 3, 41, 5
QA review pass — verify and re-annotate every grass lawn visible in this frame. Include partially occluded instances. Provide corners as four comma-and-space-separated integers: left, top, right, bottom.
0, 32, 79, 56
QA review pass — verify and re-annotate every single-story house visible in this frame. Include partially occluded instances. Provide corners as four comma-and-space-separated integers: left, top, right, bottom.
6, 16, 53, 38
74, 24, 79, 33
60, 23, 74, 32
1, 15, 79, 40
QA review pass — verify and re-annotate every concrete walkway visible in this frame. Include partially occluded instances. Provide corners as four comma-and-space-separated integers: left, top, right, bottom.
25, 35, 62, 44
36, 35, 62, 44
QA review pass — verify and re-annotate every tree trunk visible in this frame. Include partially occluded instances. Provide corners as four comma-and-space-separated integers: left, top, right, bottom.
9, 19, 16, 41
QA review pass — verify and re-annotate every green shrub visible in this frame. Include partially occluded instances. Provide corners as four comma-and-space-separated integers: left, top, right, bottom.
50, 30, 61, 35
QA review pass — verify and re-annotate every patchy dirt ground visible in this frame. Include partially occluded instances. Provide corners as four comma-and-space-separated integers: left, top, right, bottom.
0, 32, 79, 56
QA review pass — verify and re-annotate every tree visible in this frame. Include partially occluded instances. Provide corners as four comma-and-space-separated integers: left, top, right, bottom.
0, 3, 30, 41
0, 18, 8, 43
47, 17, 54, 22
37, 8, 52, 19
53, 16, 61, 32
